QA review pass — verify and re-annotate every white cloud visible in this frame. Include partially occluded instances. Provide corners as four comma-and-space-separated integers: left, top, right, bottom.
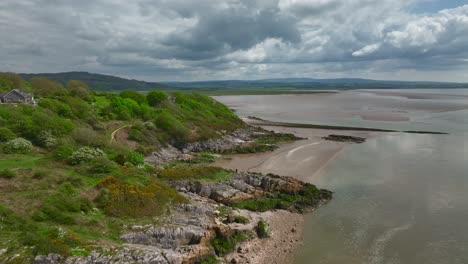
352, 44, 381, 57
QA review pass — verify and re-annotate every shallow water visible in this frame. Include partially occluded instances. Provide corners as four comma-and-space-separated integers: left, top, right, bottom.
215, 89, 468, 264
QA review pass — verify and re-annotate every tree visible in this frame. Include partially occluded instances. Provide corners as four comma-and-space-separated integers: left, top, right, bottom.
31, 77, 67, 97
0, 72, 31, 92
67, 80, 91, 101
119, 91, 146, 104
146, 91, 168, 107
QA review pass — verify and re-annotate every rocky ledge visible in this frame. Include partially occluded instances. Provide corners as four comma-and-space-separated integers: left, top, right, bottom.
34, 172, 331, 264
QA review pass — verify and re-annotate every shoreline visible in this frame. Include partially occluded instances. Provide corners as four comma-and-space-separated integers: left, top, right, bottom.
213, 124, 380, 263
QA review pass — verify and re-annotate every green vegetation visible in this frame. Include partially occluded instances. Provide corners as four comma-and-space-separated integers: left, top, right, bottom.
0, 73, 245, 260
197, 255, 219, 264
213, 144, 278, 154
3, 138, 33, 154
232, 184, 332, 212
322, 134, 366, 143
0, 169, 16, 179
254, 132, 303, 144
146, 90, 168, 106
211, 228, 251, 256
255, 220, 270, 238
224, 214, 250, 224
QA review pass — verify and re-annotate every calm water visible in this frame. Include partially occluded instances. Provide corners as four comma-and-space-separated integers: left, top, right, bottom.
215, 90, 468, 264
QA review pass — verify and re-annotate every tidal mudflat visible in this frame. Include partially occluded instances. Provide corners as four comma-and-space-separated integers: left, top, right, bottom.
215, 89, 468, 264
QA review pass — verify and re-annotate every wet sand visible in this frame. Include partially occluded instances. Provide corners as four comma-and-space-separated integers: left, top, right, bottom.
213, 126, 378, 183
213, 125, 379, 264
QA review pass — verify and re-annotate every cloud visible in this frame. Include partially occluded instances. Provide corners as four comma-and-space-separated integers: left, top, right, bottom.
352, 44, 381, 57
0, 0, 467, 81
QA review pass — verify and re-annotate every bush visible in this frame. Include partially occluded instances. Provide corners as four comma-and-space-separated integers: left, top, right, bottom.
54, 144, 75, 161
127, 151, 145, 167
69, 147, 106, 165
72, 127, 106, 147
3, 137, 33, 154
87, 157, 117, 174
0, 127, 16, 142
120, 91, 146, 104
95, 177, 187, 217
33, 170, 48, 179
32, 184, 93, 224
36, 130, 58, 148
146, 91, 168, 107
211, 228, 249, 256
255, 220, 270, 238
0, 169, 16, 179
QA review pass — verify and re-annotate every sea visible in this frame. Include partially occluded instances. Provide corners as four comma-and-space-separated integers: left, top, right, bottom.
215, 89, 468, 264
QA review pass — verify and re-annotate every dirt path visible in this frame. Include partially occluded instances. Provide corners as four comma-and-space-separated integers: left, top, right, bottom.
110, 124, 131, 143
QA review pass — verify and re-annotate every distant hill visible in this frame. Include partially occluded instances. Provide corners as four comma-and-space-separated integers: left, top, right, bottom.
18, 72, 468, 92
163, 78, 468, 90
20, 71, 165, 91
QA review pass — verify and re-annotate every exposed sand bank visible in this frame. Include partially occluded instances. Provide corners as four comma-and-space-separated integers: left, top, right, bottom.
213, 126, 378, 183
213, 125, 380, 264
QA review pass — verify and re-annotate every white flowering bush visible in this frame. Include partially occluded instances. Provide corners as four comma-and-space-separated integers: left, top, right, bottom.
37, 130, 58, 148
3, 138, 33, 154
69, 147, 106, 165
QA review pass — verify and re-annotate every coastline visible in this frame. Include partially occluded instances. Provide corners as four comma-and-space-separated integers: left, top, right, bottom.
213, 123, 380, 263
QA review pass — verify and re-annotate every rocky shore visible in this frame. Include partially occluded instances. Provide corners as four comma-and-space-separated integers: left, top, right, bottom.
33, 127, 329, 264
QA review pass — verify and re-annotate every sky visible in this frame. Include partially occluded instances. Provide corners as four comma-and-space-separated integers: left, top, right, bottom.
1, 0, 468, 82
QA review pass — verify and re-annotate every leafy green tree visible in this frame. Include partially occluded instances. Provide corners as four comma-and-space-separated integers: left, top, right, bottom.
119, 91, 146, 104
146, 91, 168, 107
67, 80, 91, 101
31, 77, 67, 97
110, 97, 140, 120
0, 72, 31, 92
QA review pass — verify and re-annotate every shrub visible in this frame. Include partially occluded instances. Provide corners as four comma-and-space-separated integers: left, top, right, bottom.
0, 169, 16, 179
0, 127, 16, 142
54, 144, 75, 161
154, 111, 189, 142
120, 91, 146, 104
69, 147, 106, 165
95, 177, 187, 217
87, 156, 117, 174
3, 137, 33, 154
32, 184, 93, 224
146, 91, 168, 107
36, 130, 58, 148
127, 151, 145, 167
255, 220, 270, 238
211, 228, 249, 256
33, 170, 48, 179
72, 127, 106, 147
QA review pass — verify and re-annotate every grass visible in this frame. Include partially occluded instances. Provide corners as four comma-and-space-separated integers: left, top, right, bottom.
0, 154, 45, 170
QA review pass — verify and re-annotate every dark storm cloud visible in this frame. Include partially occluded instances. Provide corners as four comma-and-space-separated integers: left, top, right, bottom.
0, 0, 467, 81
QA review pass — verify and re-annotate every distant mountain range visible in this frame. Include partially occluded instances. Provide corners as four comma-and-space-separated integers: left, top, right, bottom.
19, 72, 468, 92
